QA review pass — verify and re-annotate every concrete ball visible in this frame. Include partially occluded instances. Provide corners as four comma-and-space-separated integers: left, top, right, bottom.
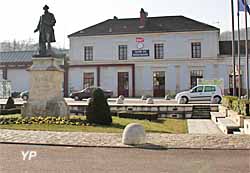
116, 98, 124, 104
122, 123, 146, 145
118, 95, 125, 100
146, 98, 154, 104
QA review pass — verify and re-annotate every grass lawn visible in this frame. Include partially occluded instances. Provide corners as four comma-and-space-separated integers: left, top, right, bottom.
0, 115, 187, 134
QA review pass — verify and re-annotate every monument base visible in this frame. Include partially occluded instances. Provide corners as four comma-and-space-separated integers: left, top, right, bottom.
22, 56, 69, 118
22, 98, 68, 117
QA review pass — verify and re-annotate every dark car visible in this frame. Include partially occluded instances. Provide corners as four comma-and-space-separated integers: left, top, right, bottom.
70, 87, 113, 100
20, 91, 29, 100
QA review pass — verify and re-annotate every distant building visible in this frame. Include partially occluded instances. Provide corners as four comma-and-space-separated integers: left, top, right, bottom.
0, 50, 68, 95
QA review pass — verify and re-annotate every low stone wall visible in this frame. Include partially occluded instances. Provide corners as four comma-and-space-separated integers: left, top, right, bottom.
227, 110, 245, 127
244, 119, 250, 134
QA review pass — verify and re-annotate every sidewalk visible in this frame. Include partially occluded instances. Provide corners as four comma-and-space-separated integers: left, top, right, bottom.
187, 119, 223, 134
0, 129, 250, 149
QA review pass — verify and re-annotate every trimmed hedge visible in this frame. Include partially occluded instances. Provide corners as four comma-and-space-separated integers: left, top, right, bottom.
117, 111, 158, 121
0, 108, 21, 115
222, 96, 238, 109
222, 96, 250, 116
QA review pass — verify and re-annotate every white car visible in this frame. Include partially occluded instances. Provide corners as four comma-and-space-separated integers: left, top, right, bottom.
175, 85, 222, 104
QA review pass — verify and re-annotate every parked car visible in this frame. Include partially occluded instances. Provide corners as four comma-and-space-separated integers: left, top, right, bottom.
20, 91, 29, 100
175, 85, 222, 104
70, 87, 113, 100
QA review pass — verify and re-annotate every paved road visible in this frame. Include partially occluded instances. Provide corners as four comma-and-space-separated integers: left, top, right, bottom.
187, 119, 223, 134
0, 144, 249, 173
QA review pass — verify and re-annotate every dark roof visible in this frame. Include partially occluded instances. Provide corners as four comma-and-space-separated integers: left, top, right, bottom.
0, 49, 69, 64
69, 16, 219, 37
0, 51, 34, 63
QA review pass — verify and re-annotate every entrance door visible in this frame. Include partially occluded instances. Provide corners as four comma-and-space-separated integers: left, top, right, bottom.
118, 72, 129, 97
153, 71, 165, 97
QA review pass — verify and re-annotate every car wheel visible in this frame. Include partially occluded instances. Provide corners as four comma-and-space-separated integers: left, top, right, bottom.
181, 96, 188, 104
74, 96, 79, 101
213, 96, 221, 104
22, 95, 28, 100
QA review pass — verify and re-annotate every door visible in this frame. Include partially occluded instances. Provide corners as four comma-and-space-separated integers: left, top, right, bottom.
153, 71, 165, 97
203, 85, 216, 101
118, 72, 129, 97
189, 85, 204, 101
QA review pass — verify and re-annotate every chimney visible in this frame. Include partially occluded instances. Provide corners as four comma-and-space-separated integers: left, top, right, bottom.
139, 8, 148, 28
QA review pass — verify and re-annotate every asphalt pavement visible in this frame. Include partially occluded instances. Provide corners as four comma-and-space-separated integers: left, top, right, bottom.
0, 144, 249, 173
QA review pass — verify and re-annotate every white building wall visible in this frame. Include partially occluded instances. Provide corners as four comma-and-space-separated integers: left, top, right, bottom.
179, 65, 190, 90
69, 31, 219, 62
8, 69, 29, 92
0, 69, 3, 80
68, 67, 97, 92
100, 66, 132, 96
68, 30, 227, 96
166, 65, 176, 92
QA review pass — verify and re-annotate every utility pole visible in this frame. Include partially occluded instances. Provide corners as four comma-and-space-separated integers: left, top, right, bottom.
231, 0, 237, 96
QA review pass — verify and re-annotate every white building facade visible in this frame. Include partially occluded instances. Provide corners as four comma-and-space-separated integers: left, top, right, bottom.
68, 9, 249, 97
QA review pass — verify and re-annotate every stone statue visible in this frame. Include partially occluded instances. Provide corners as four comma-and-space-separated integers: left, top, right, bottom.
34, 5, 56, 56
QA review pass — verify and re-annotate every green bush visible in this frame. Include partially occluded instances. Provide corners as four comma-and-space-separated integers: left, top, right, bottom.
232, 99, 240, 113
238, 99, 250, 116
86, 88, 112, 125
222, 96, 238, 109
223, 96, 250, 116
5, 97, 15, 109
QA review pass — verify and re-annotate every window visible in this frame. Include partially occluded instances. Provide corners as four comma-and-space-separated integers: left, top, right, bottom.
192, 86, 203, 93
84, 46, 93, 61
190, 70, 203, 88
191, 42, 201, 58
154, 43, 164, 59
118, 45, 128, 60
204, 86, 216, 92
83, 72, 94, 88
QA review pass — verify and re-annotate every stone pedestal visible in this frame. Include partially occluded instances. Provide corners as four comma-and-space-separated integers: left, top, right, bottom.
22, 57, 69, 117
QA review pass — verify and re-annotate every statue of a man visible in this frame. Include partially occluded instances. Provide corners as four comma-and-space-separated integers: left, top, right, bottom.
34, 5, 56, 56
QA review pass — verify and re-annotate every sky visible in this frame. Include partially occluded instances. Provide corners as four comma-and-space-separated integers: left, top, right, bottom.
0, 0, 248, 49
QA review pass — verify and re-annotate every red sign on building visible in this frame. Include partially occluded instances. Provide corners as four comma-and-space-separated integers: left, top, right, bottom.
136, 37, 144, 43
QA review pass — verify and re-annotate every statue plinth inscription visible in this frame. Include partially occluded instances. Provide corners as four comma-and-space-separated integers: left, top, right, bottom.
22, 57, 69, 117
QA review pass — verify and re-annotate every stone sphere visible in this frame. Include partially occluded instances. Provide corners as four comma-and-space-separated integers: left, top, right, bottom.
146, 98, 154, 104
116, 98, 124, 104
122, 123, 146, 145
165, 95, 170, 100
141, 95, 147, 100
118, 95, 125, 100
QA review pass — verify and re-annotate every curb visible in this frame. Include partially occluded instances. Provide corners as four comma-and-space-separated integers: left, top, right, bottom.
1, 142, 250, 151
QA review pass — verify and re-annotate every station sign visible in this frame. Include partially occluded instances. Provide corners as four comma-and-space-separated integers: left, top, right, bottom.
132, 49, 150, 57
